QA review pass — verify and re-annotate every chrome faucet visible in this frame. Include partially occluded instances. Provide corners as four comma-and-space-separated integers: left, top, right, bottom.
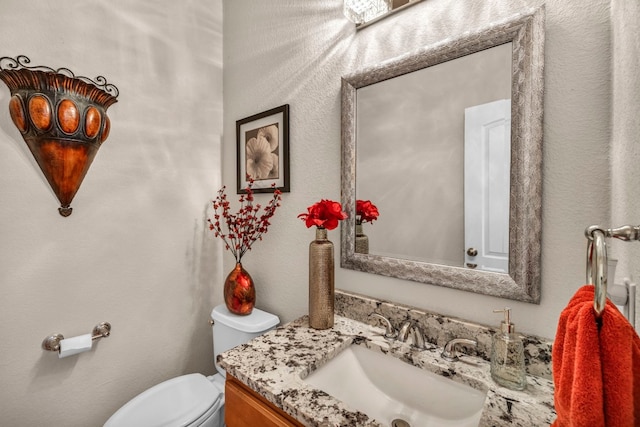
398, 321, 426, 350
441, 338, 477, 362
369, 313, 398, 339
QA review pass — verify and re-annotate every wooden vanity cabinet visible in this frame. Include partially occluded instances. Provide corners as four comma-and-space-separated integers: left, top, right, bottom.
225, 375, 304, 427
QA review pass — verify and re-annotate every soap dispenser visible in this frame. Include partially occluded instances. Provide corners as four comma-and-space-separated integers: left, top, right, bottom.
490, 308, 526, 390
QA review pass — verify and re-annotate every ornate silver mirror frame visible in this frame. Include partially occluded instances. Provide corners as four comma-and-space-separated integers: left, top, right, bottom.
340, 7, 545, 303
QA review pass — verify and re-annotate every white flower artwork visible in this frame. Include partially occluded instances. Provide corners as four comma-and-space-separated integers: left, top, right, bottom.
236, 104, 289, 193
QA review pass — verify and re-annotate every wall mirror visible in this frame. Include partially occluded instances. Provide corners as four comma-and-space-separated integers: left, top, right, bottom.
341, 7, 545, 303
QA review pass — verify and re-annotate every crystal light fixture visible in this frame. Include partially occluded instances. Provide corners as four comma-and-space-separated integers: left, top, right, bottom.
343, 0, 424, 28
343, 0, 391, 25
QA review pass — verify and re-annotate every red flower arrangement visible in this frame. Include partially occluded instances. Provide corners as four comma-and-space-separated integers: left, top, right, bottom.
298, 199, 348, 230
356, 199, 379, 224
208, 180, 282, 262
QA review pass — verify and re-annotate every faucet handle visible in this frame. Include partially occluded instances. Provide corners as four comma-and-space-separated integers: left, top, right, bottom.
441, 338, 477, 362
369, 313, 398, 339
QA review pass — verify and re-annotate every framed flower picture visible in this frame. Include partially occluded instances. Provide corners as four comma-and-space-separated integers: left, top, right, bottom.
236, 104, 290, 194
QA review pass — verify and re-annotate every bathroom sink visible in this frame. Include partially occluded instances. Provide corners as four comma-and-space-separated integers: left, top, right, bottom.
302, 344, 487, 427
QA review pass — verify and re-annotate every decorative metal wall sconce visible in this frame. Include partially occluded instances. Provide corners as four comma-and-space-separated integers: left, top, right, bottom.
0, 55, 118, 216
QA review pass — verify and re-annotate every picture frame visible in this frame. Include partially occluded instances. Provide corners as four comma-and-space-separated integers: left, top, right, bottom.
236, 104, 290, 194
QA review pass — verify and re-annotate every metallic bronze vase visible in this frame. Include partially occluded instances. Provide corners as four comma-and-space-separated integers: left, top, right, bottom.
355, 221, 369, 254
0, 56, 118, 216
309, 227, 334, 329
224, 262, 255, 315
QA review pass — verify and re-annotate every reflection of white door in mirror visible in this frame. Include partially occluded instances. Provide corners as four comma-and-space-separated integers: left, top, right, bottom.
464, 99, 511, 273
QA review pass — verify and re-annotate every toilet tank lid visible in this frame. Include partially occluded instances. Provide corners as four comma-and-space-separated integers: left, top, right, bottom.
211, 305, 280, 333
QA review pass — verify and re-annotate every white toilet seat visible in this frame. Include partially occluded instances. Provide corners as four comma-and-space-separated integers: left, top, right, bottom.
104, 373, 223, 427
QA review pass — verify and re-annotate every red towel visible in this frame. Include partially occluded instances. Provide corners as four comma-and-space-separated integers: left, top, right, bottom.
552, 285, 640, 427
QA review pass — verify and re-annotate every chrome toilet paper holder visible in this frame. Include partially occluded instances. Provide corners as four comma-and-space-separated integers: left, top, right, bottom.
42, 322, 111, 352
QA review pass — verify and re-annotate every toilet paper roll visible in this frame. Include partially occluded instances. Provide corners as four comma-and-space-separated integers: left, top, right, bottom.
58, 334, 93, 358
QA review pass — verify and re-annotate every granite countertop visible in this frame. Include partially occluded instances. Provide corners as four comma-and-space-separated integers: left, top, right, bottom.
218, 315, 556, 427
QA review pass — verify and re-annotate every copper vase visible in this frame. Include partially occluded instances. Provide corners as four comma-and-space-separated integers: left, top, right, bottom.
224, 262, 255, 315
309, 227, 334, 329
355, 221, 369, 254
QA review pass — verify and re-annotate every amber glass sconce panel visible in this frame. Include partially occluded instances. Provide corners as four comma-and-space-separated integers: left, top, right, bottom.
0, 55, 118, 217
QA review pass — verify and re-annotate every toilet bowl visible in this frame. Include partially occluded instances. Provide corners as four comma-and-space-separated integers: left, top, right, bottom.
104, 305, 279, 427
104, 373, 224, 427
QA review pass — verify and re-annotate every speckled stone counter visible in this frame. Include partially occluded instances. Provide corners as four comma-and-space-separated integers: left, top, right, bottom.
335, 290, 554, 380
218, 304, 556, 426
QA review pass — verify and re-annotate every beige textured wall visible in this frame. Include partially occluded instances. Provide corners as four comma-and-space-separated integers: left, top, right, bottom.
611, 0, 640, 330
0, 1, 223, 426
223, 0, 613, 340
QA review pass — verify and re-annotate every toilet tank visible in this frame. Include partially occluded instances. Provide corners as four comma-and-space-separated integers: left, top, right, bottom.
211, 304, 279, 377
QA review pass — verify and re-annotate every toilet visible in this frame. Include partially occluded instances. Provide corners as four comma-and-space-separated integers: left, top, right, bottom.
104, 305, 279, 427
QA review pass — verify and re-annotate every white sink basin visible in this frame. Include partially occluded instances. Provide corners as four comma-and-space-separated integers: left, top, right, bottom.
302, 344, 487, 427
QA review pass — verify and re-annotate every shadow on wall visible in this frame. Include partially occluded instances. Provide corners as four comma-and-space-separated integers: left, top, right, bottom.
182, 203, 221, 374
28, 338, 108, 393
